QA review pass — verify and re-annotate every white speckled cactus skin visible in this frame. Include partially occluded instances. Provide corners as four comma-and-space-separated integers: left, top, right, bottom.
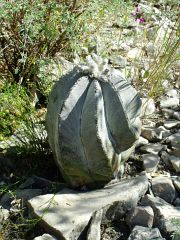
46, 55, 142, 187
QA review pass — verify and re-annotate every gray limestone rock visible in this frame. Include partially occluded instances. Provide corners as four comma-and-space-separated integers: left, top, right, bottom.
141, 194, 180, 238
87, 209, 103, 240
160, 96, 179, 109
166, 132, 180, 149
33, 234, 57, 240
142, 153, 160, 173
174, 111, 180, 121
128, 225, 165, 240
169, 155, 180, 173
160, 151, 171, 167
28, 175, 149, 240
162, 108, 180, 121
141, 127, 163, 141
166, 89, 179, 98
173, 177, 180, 194
152, 176, 176, 203
170, 149, 180, 158
157, 126, 172, 138
126, 206, 154, 229
174, 198, 180, 206
135, 136, 149, 148
140, 143, 166, 155
164, 120, 180, 130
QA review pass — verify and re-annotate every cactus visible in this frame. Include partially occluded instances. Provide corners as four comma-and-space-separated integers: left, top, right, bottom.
46, 54, 142, 188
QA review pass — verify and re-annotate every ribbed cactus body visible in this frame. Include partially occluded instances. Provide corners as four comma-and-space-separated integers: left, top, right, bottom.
46, 56, 142, 187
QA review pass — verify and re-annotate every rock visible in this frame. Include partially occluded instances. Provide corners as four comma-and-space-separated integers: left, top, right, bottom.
160, 96, 179, 109
109, 56, 127, 68
173, 177, 180, 194
33, 234, 57, 240
142, 153, 160, 173
169, 155, 180, 172
141, 127, 163, 141
161, 151, 171, 167
87, 209, 103, 240
145, 42, 156, 57
126, 206, 154, 229
128, 226, 165, 240
0, 156, 14, 176
141, 194, 180, 238
127, 48, 142, 60
176, 79, 180, 89
0, 207, 9, 222
135, 136, 149, 148
157, 126, 171, 138
162, 108, 180, 120
140, 143, 166, 155
166, 89, 179, 98
100, 223, 123, 240
28, 175, 149, 240
164, 120, 180, 130
152, 176, 176, 203
0, 189, 42, 209
173, 111, 180, 121
170, 148, 180, 158
141, 98, 156, 116
174, 198, 180, 206
166, 132, 180, 149
19, 175, 65, 193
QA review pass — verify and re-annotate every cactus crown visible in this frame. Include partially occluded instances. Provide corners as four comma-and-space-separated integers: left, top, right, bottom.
77, 54, 110, 81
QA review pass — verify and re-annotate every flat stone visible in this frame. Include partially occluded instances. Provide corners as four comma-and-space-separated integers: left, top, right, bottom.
33, 234, 57, 240
166, 132, 180, 148
128, 226, 165, 240
141, 127, 163, 141
169, 155, 180, 172
135, 136, 149, 148
87, 209, 103, 240
28, 175, 149, 240
141, 194, 180, 238
173, 177, 180, 194
152, 177, 176, 204
126, 206, 154, 229
157, 126, 171, 138
164, 120, 180, 129
140, 143, 166, 155
141, 98, 156, 116
160, 96, 179, 109
142, 154, 160, 173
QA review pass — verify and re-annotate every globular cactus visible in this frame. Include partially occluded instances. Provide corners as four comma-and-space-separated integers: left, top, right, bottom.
46, 54, 142, 188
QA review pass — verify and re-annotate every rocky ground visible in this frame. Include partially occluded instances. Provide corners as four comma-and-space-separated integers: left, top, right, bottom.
0, 1, 179, 240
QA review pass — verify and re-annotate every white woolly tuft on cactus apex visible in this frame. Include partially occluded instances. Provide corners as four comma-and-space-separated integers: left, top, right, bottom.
78, 54, 109, 80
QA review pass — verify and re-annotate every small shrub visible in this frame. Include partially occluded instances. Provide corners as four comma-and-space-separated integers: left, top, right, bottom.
0, 0, 88, 90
